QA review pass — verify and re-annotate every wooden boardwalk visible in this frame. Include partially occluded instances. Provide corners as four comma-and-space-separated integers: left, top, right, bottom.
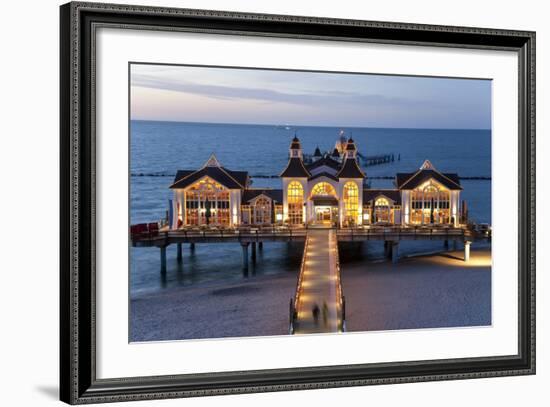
130, 225, 479, 274
292, 229, 344, 334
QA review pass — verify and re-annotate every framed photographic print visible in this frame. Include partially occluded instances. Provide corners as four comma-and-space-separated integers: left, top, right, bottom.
60, 2, 536, 404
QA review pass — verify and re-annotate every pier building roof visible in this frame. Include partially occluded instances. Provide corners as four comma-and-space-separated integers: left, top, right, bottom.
242, 189, 283, 203
280, 157, 311, 178
309, 172, 339, 182
336, 157, 366, 179
363, 189, 402, 204
396, 160, 461, 190
170, 154, 249, 190
170, 167, 248, 190
306, 155, 341, 172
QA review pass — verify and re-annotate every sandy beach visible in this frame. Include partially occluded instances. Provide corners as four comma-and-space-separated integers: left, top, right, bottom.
341, 248, 492, 332
130, 272, 297, 342
131, 247, 491, 342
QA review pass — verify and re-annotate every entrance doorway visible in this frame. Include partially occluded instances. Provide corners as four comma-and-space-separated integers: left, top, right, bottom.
315, 206, 331, 223
314, 206, 338, 225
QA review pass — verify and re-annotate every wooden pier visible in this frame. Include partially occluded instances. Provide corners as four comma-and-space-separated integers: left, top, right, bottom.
131, 224, 478, 274
290, 229, 345, 334
357, 152, 398, 166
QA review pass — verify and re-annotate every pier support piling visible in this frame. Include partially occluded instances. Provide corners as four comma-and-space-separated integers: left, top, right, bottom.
160, 246, 167, 274
241, 243, 250, 273
258, 241, 263, 250
392, 242, 399, 264
464, 241, 471, 262
444, 239, 449, 249
176, 243, 182, 262
251, 242, 257, 262
190, 243, 195, 252
384, 241, 393, 259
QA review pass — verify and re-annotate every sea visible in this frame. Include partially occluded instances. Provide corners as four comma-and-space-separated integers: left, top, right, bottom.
130, 121, 491, 296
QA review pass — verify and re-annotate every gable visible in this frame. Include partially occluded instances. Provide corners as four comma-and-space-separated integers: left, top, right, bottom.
170, 166, 246, 190
309, 165, 339, 177
397, 169, 461, 190
364, 189, 401, 205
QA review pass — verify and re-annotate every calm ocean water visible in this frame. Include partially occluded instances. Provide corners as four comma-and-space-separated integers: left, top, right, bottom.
130, 121, 491, 295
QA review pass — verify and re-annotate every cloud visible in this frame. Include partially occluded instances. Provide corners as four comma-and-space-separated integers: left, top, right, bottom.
131, 74, 443, 109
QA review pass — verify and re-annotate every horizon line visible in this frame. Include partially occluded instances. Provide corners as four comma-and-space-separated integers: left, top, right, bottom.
130, 118, 491, 132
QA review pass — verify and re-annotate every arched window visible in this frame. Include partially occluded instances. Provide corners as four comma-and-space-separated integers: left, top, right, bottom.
185, 178, 230, 226
374, 197, 391, 223
287, 181, 304, 225
410, 181, 451, 224
253, 196, 272, 224
423, 185, 439, 209
311, 182, 337, 197
343, 182, 359, 226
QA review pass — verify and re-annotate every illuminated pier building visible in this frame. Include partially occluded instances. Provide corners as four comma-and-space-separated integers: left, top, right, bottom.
169, 135, 462, 229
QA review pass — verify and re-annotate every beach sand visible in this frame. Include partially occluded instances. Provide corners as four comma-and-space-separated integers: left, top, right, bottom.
341, 249, 492, 332
130, 272, 297, 342
130, 248, 491, 342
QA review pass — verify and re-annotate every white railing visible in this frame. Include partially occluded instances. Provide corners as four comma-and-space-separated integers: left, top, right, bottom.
331, 231, 345, 332
289, 235, 310, 334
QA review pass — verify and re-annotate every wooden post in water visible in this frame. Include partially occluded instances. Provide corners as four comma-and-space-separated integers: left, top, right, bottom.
160, 246, 167, 274
241, 243, 250, 273
190, 243, 195, 252
258, 241, 263, 250
176, 243, 182, 262
384, 241, 392, 259
251, 242, 257, 262
444, 239, 449, 249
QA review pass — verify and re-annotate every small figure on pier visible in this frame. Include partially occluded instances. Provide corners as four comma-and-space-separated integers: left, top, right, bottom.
312, 304, 320, 325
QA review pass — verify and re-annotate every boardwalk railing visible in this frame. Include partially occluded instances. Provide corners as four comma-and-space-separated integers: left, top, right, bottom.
336, 225, 473, 241
166, 227, 308, 239
289, 234, 310, 334
132, 225, 308, 246
132, 224, 480, 247
331, 230, 346, 332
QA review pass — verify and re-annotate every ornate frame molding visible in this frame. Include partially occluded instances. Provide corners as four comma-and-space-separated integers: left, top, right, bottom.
60, 2, 535, 404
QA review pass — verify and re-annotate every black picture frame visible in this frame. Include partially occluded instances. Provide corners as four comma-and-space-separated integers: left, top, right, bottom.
60, 2, 536, 404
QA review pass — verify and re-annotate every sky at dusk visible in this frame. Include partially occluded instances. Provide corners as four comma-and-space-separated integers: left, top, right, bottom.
130, 64, 491, 129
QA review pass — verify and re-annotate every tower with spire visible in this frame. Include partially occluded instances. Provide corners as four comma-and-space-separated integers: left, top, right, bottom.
280, 135, 310, 225
289, 134, 303, 159
336, 137, 365, 179
336, 137, 366, 226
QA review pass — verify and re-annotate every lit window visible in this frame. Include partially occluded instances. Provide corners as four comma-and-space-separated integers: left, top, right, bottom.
253, 196, 272, 224
343, 182, 358, 226
287, 181, 304, 225
311, 182, 337, 197
410, 181, 450, 224
184, 178, 230, 226
374, 197, 391, 223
